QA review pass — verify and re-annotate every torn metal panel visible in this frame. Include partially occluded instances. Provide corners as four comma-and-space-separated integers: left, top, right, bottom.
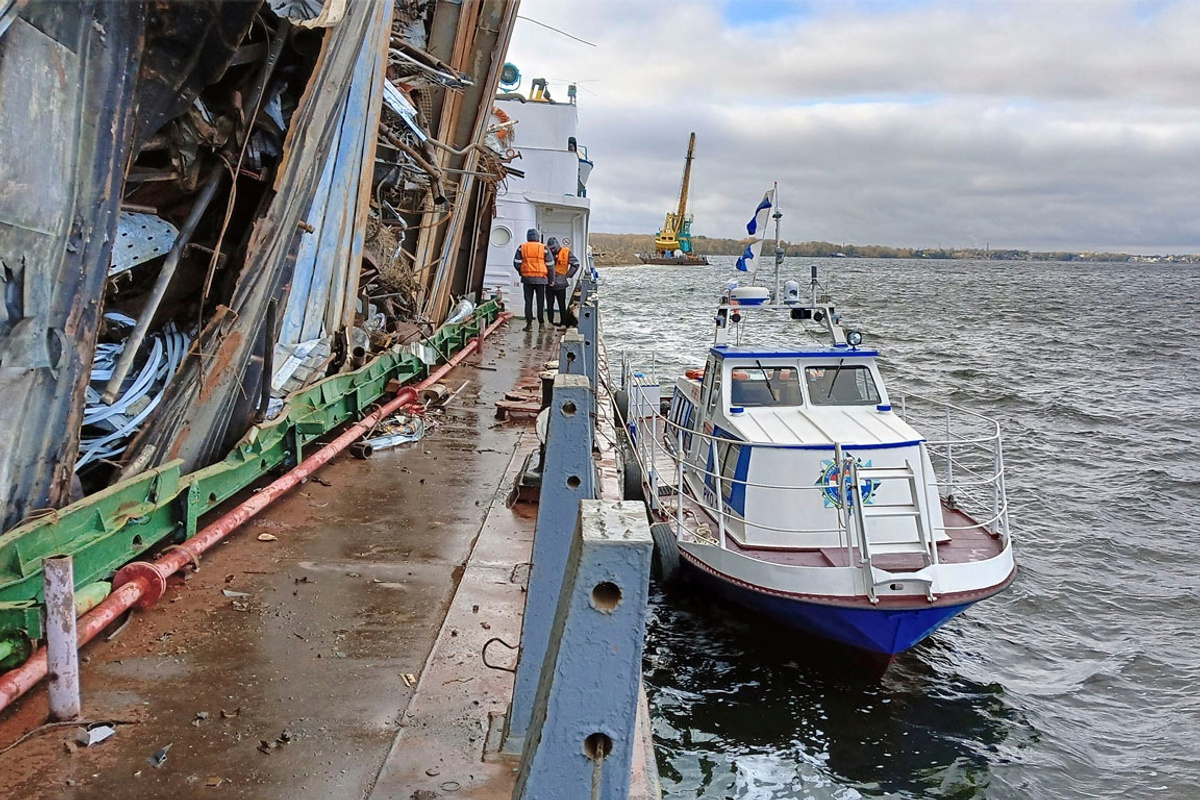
421, 0, 520, 320
0, 3, 145, 532
382, 80, 426, 142
0, 0, 29, 41
275, 0, 387, 388
130, 2, 260, 150
120, 0, 392, 475
269, 0, 346, 30
109, 212, 180, 276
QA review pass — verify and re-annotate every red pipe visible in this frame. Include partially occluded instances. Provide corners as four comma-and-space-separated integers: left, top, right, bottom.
0, 313, 510, 712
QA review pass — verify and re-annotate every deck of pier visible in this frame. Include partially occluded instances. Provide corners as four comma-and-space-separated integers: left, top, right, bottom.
0, 321, 657, 799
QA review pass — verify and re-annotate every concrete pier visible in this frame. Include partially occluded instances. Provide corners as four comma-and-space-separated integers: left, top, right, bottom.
0, 321, 657, 799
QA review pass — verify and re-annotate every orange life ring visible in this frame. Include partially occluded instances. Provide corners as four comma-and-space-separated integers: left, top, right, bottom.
493, 106, 511, 140
685, 368, 705, 380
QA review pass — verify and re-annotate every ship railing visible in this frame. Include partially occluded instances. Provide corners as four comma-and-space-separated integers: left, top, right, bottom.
632, 407, 856, 545
894, 391, 1010, 541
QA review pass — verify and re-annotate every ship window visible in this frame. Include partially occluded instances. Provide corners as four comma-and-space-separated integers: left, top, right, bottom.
716, 441, 742, 500
490, 225, 513, 247
706, 370, 722, 416
805, 365, 881, 406
728, 366, 802, 407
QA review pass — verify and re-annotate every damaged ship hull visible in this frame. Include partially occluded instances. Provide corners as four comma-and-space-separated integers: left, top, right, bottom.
0, 0, 521, 672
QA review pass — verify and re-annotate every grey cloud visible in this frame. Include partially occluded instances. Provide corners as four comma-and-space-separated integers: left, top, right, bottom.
509, 0, 1200, 252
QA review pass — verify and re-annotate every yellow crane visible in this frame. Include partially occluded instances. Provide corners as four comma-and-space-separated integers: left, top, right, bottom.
653, 132, 700, 257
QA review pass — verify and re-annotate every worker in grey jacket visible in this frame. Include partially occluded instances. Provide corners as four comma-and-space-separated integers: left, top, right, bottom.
512, 228, 554, 330
545, 236, 580, 328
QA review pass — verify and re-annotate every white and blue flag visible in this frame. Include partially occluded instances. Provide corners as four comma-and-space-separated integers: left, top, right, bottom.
746, 192, 773, 236
735, 188, 776, 274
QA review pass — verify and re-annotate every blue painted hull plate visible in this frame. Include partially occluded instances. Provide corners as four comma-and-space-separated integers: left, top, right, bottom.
681, 559, 973, 656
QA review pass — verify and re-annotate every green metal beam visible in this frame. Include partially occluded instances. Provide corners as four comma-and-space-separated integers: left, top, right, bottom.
0, 304, 498, 664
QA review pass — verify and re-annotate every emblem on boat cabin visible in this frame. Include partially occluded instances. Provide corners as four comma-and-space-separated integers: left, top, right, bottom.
817, 456, 880, 508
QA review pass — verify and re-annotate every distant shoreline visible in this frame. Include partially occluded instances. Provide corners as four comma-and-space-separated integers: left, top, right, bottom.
588, 232, 1199, 265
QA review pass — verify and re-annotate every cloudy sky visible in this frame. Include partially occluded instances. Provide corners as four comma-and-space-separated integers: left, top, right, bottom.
504, 0, 1200, 254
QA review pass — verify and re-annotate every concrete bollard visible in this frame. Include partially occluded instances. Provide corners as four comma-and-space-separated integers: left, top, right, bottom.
512, 500, 654, 800
505, 373, 597, 750
43, 556, 80, 721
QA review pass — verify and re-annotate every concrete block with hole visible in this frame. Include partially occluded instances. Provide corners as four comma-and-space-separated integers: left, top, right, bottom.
506, 372, 597, 748
512, 499, 653, 800
578, 298, 599, 390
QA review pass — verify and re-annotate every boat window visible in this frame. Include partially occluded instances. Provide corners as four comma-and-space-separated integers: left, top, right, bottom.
706, 370, 723, 417
669, 393, 694, 451
805, 365, 881, 406
717, 441, 741, 500
728, 367, 802, 407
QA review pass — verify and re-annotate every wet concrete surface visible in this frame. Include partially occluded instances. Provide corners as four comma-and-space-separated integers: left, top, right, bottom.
0, 322, 565, 799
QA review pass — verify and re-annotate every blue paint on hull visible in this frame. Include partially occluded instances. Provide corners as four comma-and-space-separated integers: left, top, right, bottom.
681, 559, 973, 656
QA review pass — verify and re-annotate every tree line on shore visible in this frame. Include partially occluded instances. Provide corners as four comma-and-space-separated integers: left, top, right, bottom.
589, 232, 1158, 266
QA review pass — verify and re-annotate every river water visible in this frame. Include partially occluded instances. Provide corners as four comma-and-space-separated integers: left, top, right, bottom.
598, 257, 1200, 799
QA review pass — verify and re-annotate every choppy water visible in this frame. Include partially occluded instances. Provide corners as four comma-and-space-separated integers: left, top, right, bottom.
599, 257, 1200, 799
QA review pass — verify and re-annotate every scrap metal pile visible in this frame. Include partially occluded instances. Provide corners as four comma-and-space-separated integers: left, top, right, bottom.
0, 0, 519, 531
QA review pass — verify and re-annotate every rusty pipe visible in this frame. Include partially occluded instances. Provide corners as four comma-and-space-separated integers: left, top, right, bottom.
0, 313, 510, 713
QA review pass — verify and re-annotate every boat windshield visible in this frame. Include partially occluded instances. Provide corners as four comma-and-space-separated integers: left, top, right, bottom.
729, 367, 802, 407
805, 365, 881, 406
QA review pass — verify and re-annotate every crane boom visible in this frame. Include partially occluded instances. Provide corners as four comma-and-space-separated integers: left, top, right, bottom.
675, 131, 695, 222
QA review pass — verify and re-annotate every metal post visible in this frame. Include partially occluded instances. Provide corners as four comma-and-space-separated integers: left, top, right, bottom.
676, 426, 685, 531
714, 460, 727, 549
945, 407, 955, 502
578, 298, 598, 392
834, 443, 849, 555
558, 331, 586, 378
43, 556, 80, 721
505, 374, 596, 751
513, 500, 653, 800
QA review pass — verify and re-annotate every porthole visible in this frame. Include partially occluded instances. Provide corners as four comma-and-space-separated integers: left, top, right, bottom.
490, 225, 513, 247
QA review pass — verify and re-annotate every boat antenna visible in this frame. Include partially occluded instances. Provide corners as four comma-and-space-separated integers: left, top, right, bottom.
772, 182, 783, 301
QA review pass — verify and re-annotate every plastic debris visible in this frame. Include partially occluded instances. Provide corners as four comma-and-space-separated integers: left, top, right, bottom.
221, 589, 249, 598
257, 533, 278, 542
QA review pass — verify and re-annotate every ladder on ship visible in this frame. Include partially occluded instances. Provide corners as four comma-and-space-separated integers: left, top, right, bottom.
846, 458, 938, 603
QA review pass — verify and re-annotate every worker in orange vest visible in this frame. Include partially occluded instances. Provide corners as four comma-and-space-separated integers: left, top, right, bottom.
512, 228, 554, 331
545, 236, 580, 328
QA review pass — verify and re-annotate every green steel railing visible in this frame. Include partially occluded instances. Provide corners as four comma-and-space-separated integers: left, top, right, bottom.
0, 302, 499, 669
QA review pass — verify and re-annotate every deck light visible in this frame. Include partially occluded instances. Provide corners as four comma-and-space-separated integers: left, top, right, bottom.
847, 330, 863, 347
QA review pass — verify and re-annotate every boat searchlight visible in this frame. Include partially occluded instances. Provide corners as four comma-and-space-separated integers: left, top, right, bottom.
847, 330, 863, 347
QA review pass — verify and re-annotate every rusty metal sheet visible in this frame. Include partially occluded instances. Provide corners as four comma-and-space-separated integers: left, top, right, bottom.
0, 4, 145, 533
121, 0, 392, 475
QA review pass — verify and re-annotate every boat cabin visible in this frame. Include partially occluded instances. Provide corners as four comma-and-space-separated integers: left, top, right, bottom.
666, 341, 945, 552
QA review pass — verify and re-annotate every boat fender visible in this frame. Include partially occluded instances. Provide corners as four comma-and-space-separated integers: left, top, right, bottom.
685, 368, 704, 380
649, 522, 680, 582
622, 456, 644, 502
612, 389, 630, 424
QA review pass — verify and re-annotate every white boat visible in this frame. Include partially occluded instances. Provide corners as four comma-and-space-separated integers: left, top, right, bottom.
616, 196, 1015, 664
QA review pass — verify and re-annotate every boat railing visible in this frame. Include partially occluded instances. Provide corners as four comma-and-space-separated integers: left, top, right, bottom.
634, 404, 859, 543
894, 391, 1010, 541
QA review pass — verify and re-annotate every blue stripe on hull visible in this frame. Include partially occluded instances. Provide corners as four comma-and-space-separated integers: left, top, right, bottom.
682, 560, 973, 656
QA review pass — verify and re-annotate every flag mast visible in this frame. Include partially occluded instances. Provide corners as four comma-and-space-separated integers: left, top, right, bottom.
771, 181, 783, 301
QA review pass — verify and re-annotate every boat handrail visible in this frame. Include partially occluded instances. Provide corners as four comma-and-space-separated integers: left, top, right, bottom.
617, 371, 1009, 543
